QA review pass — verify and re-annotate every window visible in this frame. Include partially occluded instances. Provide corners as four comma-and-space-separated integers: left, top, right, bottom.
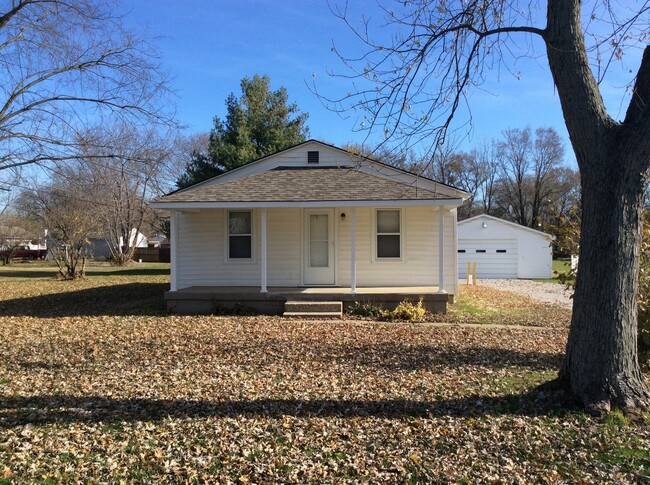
496, 249, 507, 253
376, 209, 401, 258
476, 249, 486, 253
458, 249, 466, 253
228, 211, 252, 259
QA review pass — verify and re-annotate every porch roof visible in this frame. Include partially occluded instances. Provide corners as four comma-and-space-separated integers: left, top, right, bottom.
152, 166, 463, 209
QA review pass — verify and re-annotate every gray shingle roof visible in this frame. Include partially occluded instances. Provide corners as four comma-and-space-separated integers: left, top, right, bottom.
157, 167, 455, 203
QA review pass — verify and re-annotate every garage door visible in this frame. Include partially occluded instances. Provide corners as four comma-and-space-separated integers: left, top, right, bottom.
458, 239, 518, 278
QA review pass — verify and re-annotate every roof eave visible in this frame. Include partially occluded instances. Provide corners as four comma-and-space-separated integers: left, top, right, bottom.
150, 198, 465, 210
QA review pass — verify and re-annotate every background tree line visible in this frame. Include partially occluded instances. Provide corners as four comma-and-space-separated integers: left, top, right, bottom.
348, 126, 581, 256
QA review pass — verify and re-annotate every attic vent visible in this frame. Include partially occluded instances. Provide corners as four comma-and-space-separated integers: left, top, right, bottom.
307, 151, 319, 164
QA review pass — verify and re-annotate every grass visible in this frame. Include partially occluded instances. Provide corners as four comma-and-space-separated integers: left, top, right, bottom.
442, 283, 570, 327
553, 258, 572, 276
0, 264, 648, 482
0, 260, 170, 278
531, 258, 574, 284
0, 262, 169, 316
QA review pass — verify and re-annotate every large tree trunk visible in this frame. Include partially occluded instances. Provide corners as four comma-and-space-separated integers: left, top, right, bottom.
545, 0, 650, 414
558, 161, 650, 415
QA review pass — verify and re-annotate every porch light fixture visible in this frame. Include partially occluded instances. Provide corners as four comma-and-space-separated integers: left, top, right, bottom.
340, 212, 346, 220
482, 222, 488, 228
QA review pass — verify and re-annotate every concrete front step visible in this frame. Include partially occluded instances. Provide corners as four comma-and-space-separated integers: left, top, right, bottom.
283, 300, 343, 318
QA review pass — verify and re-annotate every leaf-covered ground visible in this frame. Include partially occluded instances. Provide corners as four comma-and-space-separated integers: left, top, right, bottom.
0, 263, 649, 483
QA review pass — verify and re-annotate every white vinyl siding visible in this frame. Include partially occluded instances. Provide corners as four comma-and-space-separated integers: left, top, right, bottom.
177, 208, 302, 288
175, 206, 458, 294
457, 239, 518, 278
337, 206, 457, 293
458, 215, 553, 279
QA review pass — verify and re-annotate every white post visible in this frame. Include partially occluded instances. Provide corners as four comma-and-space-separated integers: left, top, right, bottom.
438, 206, 446, 293
261, 208, 268, 293
350, 207, 357, 294
170, 210, 179, 292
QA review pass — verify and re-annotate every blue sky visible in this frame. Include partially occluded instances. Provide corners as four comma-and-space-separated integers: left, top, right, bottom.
119, 1, 640, 163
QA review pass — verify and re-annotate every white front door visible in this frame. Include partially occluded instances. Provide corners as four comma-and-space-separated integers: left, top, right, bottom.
303, 209, 335, 285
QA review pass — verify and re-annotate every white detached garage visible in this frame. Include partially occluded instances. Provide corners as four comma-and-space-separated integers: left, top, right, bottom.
457, 214, 554, 279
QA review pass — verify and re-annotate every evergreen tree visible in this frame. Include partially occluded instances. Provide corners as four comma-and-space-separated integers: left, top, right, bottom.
177, 75, 309, 188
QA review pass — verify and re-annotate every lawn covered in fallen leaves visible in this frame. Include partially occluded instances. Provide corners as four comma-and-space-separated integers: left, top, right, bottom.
1, 263, 649, 483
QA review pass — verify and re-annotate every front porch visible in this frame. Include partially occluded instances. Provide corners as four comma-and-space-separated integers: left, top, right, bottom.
165, 286, 452, 315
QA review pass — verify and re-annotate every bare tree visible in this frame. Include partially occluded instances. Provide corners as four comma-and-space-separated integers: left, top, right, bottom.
495, 127, 533, 226
493, 127, 566, 227
428, 140, 463, 185
327, 0, 650, 414
74, 124, 172, 265
0, 0, 173, 174
530, 127, 566, 227
456, 149, 488, 219
415, 143, 488, 219
20, 186, 99, 279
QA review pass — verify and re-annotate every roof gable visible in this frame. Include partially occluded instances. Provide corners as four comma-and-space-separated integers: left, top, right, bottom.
458, 214, 554, 239
154, 140, 469, 207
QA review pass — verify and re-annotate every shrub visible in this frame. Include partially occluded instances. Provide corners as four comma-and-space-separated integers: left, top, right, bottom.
347, 298, 427, 322
231, 303, 258, 316
391, 297, 427, 322
347, 301, 387, 319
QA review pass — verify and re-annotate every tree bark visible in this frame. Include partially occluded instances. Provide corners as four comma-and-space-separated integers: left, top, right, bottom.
545, 0, 650, 414
559, 163, 650, 414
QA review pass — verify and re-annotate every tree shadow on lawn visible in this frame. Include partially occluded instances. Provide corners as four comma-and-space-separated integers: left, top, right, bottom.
0, 389, 579, 428
265, 342, 564, 373
0, 283, 169, 317
0, 265, 169, 279
0, 268, 59, 279
84, 267, 170, 277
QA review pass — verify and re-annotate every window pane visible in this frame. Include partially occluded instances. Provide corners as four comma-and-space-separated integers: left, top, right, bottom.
229, 235, 251, 258
377, 210, 400, 233
229, 211, 251, 235
310, 241, 328, 267
377, 235, 400, 258
310, 214, 328, 240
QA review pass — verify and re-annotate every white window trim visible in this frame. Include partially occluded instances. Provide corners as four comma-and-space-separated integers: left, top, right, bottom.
373, 208, 404, 262
224, 209, 256, 264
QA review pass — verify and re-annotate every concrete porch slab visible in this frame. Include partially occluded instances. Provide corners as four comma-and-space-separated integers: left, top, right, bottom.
165, 286, 451, 315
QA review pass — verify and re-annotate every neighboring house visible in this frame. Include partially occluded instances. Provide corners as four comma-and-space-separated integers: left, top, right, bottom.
124, 228, 149, 249
147, 234, 167, 248
88, 229, 149, 260
88, 237, 112, 260
151, 140, 468, 315
457, 214, 554, 279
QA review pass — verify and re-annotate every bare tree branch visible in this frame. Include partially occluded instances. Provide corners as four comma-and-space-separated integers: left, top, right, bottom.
0, 0, 175, 173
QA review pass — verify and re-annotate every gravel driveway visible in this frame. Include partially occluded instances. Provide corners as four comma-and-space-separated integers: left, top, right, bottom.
472, 279, 574, 310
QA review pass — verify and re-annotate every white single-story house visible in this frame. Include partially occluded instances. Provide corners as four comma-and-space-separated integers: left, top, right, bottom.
151, 140, 468, 315
457, 214, 554, 279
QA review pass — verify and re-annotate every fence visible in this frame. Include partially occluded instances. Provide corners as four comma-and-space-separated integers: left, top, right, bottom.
133, 247, 170, 263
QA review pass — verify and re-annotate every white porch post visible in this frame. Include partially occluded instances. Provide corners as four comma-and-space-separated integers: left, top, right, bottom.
170, 210, 179, 292
261, 207, 268, 293
350, 207, 357, 294
438, 206, 447, 294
